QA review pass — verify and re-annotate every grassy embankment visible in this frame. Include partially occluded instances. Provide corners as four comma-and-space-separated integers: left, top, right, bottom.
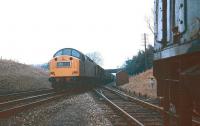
120, 69, 157, 98
0, 59, 51, 94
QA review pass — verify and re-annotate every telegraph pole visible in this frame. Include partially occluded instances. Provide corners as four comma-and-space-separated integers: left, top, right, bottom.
144, 33, 147, 71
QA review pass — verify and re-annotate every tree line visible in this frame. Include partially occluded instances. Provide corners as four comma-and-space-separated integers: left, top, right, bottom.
123, 45, 154, 75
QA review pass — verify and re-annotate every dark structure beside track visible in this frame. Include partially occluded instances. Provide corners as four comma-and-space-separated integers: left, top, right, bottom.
153, 0, 200, 125
116, 71, 129, 86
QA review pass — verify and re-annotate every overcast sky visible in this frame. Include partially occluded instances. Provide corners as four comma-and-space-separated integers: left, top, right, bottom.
0, 0, 154, 69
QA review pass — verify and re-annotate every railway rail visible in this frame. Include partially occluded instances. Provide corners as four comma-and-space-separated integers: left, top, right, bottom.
95, 87, 163, 126
0, 85, 95, 118
110, 87, 200, 126
95, 86, 200, 126
0, 89, 54, 102
0, 89, 67, 118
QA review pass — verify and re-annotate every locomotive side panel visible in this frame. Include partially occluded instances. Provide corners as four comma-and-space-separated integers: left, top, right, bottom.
95, 65, 104, 80
83, 57, 96, 77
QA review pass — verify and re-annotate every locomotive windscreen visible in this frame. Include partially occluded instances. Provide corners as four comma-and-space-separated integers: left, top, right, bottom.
53, 48, 81, 59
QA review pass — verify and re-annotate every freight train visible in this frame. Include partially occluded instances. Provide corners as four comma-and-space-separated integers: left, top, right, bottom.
153, 0, 200, 125
49, 48, 114, 89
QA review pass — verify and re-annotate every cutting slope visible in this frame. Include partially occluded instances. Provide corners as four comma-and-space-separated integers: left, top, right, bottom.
121, 69, 157, 98
0, 60, 51, 94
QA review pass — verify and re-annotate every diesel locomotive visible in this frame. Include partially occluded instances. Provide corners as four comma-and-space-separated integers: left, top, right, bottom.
154, 0, 200, 125
49, 48, 114, 89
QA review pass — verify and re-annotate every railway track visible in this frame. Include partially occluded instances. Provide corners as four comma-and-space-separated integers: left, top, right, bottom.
111, 87, 200, 126
0, 89, 54, 102
0, 85, 95, 118
95, 87, 163, 126
0, 89, 67, 118
94, 86, 200, 126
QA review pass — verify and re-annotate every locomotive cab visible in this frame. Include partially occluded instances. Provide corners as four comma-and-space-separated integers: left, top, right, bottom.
49, 48, 83, 87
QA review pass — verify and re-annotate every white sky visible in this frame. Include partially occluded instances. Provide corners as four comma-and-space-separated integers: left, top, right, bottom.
0, 0, 154, 69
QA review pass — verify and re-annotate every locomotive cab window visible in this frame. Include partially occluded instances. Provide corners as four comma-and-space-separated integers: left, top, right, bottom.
63, 49, 71, 56
54, 50, 62, 57
72, 49, 80, 58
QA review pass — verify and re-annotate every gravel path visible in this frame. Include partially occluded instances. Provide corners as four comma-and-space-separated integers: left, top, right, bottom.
1, 93, 112, 126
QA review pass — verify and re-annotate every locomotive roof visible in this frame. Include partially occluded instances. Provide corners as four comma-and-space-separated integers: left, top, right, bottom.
53, 48, 98, 65
53, 48, 84, 57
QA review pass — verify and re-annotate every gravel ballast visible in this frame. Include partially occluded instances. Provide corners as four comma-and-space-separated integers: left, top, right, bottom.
1, 93, 112, 126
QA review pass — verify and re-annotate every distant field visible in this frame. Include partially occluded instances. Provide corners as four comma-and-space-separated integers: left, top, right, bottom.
120, 69, 157, 98
0, 59, 51, 94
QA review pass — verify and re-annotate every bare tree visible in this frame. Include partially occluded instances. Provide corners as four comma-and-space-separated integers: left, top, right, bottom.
145, 8, 154, 35
86, 52, 103, 66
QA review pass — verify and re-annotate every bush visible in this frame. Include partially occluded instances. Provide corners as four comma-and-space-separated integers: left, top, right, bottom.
123, 45, 153, 75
